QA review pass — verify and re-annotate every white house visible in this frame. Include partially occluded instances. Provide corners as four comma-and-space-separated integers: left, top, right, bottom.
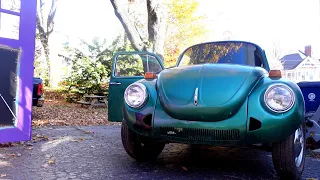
280, 46, 320, 82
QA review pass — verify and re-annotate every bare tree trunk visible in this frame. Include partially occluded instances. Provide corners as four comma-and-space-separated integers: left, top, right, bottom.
147, 0, 166, 62
42, 41, 52, 86
110, 0, 147, 51
123, 31, 130, 51
110, 0, 166, 63
37, 14, 52, 86
36, 0, 59, 87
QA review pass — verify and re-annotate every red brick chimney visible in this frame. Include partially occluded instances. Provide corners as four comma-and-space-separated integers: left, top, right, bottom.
305, 45, 312, 57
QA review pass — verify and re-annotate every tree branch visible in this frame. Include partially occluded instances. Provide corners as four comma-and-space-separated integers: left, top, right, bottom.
110, 0, 147, 51
39, 0, 45, 28
47, 0, 58, 33
36, 13, 46, 36
47, 22, 55, 36
96, 48, 112, 58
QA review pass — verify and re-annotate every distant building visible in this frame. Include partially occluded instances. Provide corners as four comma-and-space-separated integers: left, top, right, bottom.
279, 45, 320, 82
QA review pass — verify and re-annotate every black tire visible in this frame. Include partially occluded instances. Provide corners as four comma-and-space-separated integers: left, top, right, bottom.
32, 99, 38, 106
272, 121, 306, 180
121, 119, 165, 161
33, 99, 43, 107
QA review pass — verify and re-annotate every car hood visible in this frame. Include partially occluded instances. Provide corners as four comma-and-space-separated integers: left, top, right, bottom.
157, 63, 267, 121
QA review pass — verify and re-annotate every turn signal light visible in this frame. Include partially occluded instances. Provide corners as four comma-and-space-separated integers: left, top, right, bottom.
269, 70, 282, 78
145, 72, 156, 79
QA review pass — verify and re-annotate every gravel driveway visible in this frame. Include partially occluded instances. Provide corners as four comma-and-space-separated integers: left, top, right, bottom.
0, 125, 319, 180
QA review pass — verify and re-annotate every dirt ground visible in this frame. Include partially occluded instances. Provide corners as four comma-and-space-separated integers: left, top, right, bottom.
0, 99, 119, 148
32, 100, 117, 128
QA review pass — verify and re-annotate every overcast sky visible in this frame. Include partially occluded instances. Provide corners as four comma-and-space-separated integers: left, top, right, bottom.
54, 0, 320, 58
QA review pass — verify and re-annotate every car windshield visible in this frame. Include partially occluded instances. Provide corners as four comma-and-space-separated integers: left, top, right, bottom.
178, 41, 264, 68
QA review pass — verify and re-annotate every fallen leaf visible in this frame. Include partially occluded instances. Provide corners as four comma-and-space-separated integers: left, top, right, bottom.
71, 140, 79, 142
306, 178, 319, 180
181, 166, 188, 171
8, 153, 15, 157
27, 147, 33, 150
45, 154, 53, 158
79, 138, 84, 141
31, 99, 110, 128
41, 164, 49, 168
48, 159, 55, 164
83, 130, 93, 134
0, 142, 15, 147
48, 138, 56, 141
0, 174, 7, 177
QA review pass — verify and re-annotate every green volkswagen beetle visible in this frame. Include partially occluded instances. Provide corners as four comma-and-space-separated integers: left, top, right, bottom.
108, 41, 306, 179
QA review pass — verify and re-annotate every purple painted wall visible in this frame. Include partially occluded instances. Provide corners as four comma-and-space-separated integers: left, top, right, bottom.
0, 0, 37, 143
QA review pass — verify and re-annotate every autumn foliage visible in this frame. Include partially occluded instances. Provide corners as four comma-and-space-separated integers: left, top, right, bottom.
163, 0, 208, 67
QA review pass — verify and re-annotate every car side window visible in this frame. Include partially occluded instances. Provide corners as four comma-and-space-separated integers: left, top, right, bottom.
115, 54, 163, 77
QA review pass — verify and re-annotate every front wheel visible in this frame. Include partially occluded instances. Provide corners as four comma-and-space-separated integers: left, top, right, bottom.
272, 121, 306, 179
121, 119, 165, 162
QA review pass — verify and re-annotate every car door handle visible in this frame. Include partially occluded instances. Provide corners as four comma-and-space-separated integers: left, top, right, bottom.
110, 82, 121, 86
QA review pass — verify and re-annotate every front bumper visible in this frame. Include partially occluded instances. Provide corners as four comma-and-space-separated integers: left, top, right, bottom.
123, 96, 304, 146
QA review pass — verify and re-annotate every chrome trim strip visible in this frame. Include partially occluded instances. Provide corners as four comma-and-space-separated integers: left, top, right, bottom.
194, 87, 199, 106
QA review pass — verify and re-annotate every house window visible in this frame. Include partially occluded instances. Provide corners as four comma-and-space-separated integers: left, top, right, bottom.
0, 12, 20, 40
287, 73, 291, 78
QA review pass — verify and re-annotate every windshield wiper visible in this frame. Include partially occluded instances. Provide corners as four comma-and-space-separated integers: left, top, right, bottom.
165, 66, 175, 69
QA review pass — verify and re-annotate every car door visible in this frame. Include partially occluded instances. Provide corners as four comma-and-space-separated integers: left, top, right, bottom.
108, 51, 164, 122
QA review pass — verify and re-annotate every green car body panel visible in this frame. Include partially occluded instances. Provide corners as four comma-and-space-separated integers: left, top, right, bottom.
109, 41, 305, 146
157, 64, 267, 122
122, 74, 305, 145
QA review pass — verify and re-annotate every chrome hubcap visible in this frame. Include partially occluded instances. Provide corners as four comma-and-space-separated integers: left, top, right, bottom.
294, 125, 304, 167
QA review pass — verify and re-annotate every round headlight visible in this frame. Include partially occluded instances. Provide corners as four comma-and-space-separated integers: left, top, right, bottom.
264, 84, 295, 113
124, 83, 148, 108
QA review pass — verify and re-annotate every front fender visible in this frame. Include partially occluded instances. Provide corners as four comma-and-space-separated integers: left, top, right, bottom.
122, 79, 158, 136
246, 76, 305, 143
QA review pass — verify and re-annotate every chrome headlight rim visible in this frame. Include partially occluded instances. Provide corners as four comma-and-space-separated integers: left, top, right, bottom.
124, 82, 148, 109
263, 83, 295, 113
